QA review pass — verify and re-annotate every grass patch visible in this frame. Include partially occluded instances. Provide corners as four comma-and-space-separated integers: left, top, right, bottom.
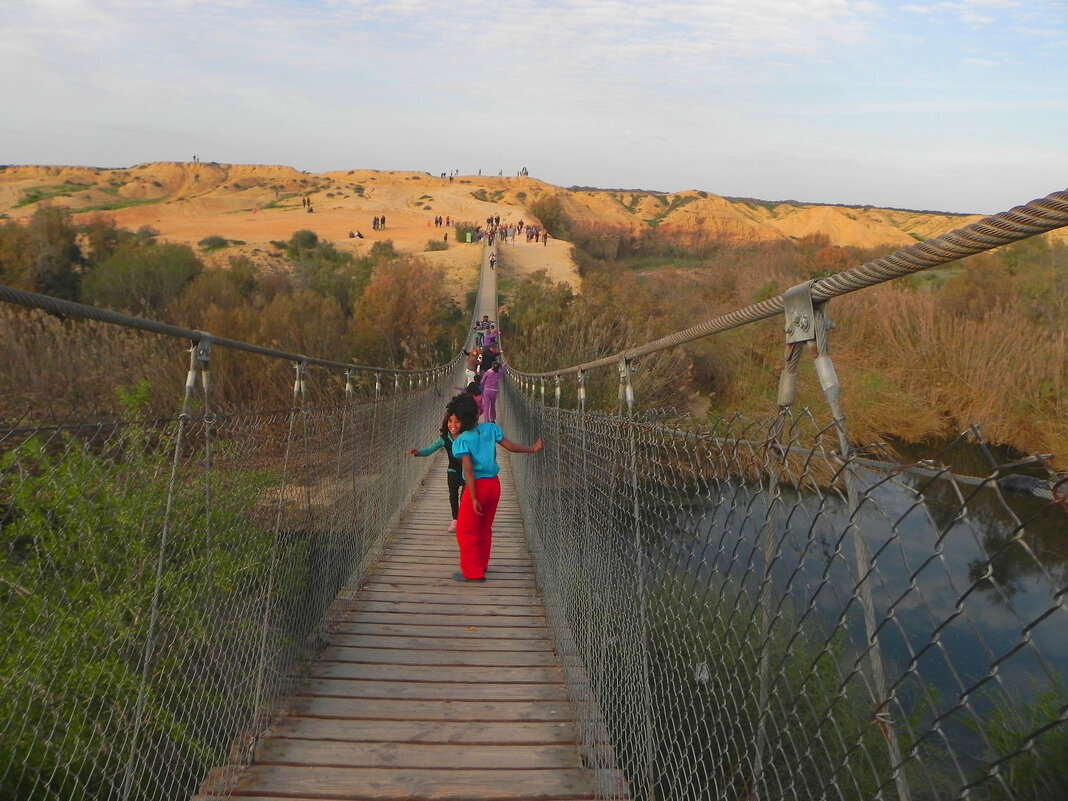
16, 182, 93, 207
470, 188, 508, 203
664, 195, 698, 214
425, 239, 448, 251
70, 198, 162, 213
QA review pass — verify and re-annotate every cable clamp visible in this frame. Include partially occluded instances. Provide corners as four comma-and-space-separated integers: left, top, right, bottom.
192, 332, 213, 368
783, 281, 816, 344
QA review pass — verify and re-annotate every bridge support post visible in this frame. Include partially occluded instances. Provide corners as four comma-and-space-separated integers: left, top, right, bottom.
619, 357, 655, 797
618, 358, 635, 418
121, 333, 214, 801
251, 358, 309, 762
778, 282, 912, 801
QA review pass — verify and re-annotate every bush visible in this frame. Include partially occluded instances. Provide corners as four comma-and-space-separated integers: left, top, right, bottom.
0, 423, 275, 801
452, 221, 480, 244
369, 240, 396, 260
82, 241, 202, 315
425, 239, 448, 251
198, 235, 229, 252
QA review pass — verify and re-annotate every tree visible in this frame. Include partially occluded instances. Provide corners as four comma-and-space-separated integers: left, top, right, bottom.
0, 220, 33, 289
286, 229, 372, 312
0, 207, 85, 299
350, 258, 457, 368
80, 214, 125, 264
82, 241, 202, 315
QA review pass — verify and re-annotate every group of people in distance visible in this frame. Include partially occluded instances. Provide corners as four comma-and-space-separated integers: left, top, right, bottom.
408, 315, 541, 582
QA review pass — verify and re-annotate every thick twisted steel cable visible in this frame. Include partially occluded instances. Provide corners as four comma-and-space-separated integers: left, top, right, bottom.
516, 188, 1068, 379
0, 283, 455, 377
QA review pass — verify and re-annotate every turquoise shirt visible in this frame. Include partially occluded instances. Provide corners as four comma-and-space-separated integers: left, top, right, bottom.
452, 423, 503, 479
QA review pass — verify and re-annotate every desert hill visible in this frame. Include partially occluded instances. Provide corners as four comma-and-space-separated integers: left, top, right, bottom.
0, 163, 583, 293
0, 162, 1037, 293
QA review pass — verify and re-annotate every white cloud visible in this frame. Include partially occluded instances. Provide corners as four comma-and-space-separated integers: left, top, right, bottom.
2, 0, 1065, 212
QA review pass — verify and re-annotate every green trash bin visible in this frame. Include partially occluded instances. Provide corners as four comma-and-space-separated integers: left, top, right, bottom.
466, 232, 472, 243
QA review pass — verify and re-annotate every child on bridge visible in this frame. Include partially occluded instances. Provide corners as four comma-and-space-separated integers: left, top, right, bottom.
448, 392, 543, 581
407, 410, 464, 532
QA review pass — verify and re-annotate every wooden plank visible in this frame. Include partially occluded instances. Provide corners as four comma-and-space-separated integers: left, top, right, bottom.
288, 696, 574, 722
350, 600, 547, 616
267, 717, 581, 745
256, 740, 583, 770
310, 663, 564, 684
356, 589, 542, 605
297, 678, 568, 702
198, 452, 624, 801
358, 582, 539, 597
230, 765, 595, 799
361, 569, 525, 579
211, 797, 595, 801
333, 615, 551, 632
317, 646, 560, 667
326, 636, 555, 653
327, 622, 550, 639
352, 602, 551, 619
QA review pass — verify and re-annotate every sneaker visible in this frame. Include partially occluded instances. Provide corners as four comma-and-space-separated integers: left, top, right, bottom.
448, 520, 457, 532
453, 571, 486, 582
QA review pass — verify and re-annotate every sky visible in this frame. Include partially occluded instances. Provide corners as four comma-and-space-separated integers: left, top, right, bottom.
2, 0, 1066, 214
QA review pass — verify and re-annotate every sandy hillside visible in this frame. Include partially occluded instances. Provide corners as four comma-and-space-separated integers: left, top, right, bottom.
4, 162, 1058, 299
0, 163, 583, 298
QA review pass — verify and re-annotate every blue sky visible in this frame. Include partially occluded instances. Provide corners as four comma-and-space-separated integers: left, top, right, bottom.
2, 0, 1066, 214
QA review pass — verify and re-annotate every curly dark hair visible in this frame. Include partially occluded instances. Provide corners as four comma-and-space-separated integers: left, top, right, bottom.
446, 392, 479, 431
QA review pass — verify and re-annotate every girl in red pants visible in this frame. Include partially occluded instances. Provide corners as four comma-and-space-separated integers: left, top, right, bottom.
448, 393, 543, 581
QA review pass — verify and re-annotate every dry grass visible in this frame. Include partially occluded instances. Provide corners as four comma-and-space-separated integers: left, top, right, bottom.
833, 287, 1068, 466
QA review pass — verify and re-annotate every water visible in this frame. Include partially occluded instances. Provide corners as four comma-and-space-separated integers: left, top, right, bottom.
670, 450, 1067, 781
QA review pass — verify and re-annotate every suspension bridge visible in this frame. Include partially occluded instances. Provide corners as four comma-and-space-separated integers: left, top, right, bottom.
2, 190, 1068, 801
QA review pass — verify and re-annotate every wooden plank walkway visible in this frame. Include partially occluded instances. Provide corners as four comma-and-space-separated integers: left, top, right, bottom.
216, 451, 607, 801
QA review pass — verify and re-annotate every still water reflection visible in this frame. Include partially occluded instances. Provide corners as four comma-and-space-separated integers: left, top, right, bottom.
672, 448, 1066, 773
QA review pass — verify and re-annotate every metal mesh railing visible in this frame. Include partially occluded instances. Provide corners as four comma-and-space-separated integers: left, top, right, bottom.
502, 371, 1068, 801
0, 299, 459, 801
3, 197, 1067, 801
498, 188, 1068, 801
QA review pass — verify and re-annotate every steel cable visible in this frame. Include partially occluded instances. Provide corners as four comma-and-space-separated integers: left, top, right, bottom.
514, 188, 1068, 379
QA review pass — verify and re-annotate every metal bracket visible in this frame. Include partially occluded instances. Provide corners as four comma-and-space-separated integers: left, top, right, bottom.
783, 281, 816, 344
192, 333, 213, 367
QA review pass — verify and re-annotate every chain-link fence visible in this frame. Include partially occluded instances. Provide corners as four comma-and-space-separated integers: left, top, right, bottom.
1, 302, 459, 801
4, 194, 1068, 801
502, 382, 1067, 801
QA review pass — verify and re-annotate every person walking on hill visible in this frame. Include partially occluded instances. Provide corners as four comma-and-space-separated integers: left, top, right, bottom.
407, 411, 464, 532
448, 392, 543, 581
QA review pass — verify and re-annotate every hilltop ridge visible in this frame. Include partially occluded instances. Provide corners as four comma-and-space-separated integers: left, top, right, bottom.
0, 162, 1025, 288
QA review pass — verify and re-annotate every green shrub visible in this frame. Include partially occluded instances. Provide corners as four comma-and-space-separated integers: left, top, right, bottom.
198, 235, 229, 252
425, 239, 448, 251
0, 420, 276, 801
452, 221, 480, 244
82, 241, 202, 315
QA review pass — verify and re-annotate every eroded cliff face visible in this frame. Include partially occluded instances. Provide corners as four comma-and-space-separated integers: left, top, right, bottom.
550, 186, 980, 249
